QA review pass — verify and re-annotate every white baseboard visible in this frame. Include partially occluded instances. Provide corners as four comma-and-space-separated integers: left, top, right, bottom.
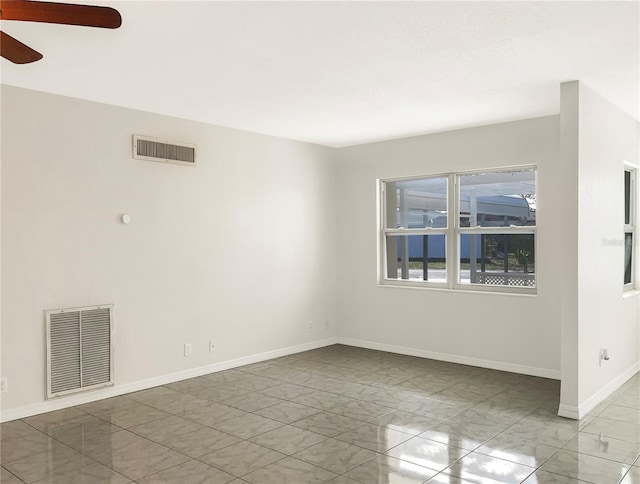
557, 403, 580, 419
0, 337, 338, 423
337, 337, 561, 380
574, 360, 640, 419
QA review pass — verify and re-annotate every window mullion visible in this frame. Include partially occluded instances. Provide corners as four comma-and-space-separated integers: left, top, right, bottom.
448, 173, 456, 289
458, 227, 536, 235
384, 228, 448, 236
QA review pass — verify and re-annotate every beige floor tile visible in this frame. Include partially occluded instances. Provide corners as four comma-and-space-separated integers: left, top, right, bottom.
563, 432, 640, 464
156, 427, 241, 457
77, 396, 140, 417
47, 415, 122, 450
199, 440, 285, 477
373, 409, 442, 435
447, 407, 523, 429
522, 470, 593, 483
385, 436, 469, 472
621, 466, 640, 484
419, 421, 501, 451
329, 476, 364, 484
540, 450, 630, 484
97, 404, 171, 429
345, 454, 437, 483
0, 467, 23, 484
500, 420, 578, 447
426, 472, 478, 483
250, 425, 327, 455
182, 383, 252, 403
292, 411, 363, 437
243, 456, 337, 484
444, 451, 534, 483
335, 422, 414, 452
615, 393, 640, 410
400, 398, 469, 421
220, 392, 283, 412
293, 438, 376, 474
130, 415, 203, 441
475, 432, 560, 467
1, 421, 55, 464
78, 430, 190, 480
4, 442, 91, 483
254, 400, 321, 424
30, 461, 131, 484
598, 405, 640, 425
23, 408, 89, 433
582, 417, 640, 444
210, 413, 283, 439
259, 383, 316, 400
137, 459, 236, 484
179, 403, 246, 427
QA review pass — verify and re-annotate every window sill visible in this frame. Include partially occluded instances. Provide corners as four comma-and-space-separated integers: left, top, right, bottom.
378, 281, 537, 297
623, 289, 639, 299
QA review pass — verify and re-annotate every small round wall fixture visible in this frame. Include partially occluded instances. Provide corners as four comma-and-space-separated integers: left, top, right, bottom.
121, 214, 132, 225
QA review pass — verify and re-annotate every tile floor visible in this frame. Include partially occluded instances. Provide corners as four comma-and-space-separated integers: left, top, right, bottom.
1, 344, 639, 483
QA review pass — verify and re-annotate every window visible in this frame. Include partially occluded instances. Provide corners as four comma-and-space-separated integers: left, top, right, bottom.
380, 167, 536, 293
382, 176, 448, 284
624, 166, 635, 288
457, 169, 536, 289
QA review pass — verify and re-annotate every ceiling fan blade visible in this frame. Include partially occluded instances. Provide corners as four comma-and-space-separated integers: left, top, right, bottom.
0, 30, 42, 63
0, 0, 121, 28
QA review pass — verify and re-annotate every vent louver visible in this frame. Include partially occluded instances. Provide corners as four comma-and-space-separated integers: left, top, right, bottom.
46, 305, 114, 399
133, 135, 197, 166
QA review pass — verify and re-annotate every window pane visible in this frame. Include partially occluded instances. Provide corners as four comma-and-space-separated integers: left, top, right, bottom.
625, 232, 633, 284
386, 234, 446, 282
625, 170, 631, 225
385, 177, 447, 229
459, 169, 536, 227
459, 234, 535, 287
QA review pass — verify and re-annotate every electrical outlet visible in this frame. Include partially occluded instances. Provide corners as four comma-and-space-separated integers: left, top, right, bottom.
0, 378, 7, 393
599, 348, 610, 367
308, 321, 313, 332
209, 340, 215, 353
184, 343, 192, 357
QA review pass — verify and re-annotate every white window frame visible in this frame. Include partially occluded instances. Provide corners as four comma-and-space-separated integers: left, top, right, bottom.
624, 163, 636, 291
379, 173, 451, 289
453, 166, 537, 294
379, 165, 537, 294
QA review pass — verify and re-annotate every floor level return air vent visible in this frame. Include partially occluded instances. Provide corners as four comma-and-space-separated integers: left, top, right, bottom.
45, 305, 114, 399
133, 135, 197, 166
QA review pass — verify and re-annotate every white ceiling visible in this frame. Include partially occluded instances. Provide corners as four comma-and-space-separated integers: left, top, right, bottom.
1, 1, 638, 147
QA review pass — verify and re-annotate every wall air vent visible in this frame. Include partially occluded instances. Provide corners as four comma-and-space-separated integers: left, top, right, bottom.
133, 135, 197, 166
45, 305, 114, 399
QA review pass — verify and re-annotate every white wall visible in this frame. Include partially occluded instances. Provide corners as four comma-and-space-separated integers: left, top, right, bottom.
575, 82, 640, 414
1, 86, 338, 418
335, 116, 563, 377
